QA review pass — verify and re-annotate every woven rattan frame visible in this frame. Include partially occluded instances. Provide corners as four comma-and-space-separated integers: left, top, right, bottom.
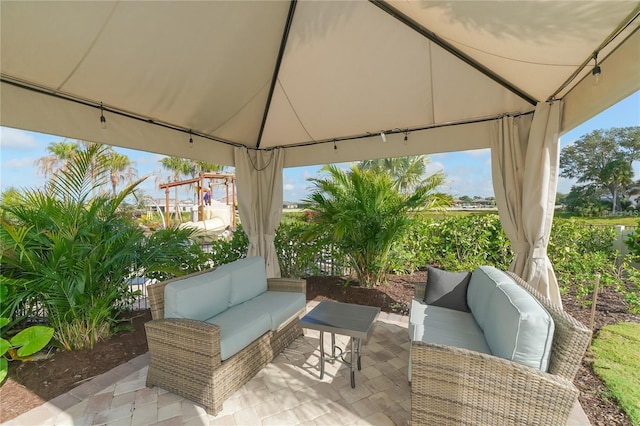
145, 270, 306, 415
411, 270, 592, 425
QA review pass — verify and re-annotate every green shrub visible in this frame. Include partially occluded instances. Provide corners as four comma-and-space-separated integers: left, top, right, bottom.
389, 214, 511, 273
304, 165, 450, 287
0, 146, 197, 350
206, 224, 249, 266
625, 219, 640, 262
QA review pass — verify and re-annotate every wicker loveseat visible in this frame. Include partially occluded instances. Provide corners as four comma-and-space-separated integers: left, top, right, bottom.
409, 266, 592, 425
144, 256, 306, 415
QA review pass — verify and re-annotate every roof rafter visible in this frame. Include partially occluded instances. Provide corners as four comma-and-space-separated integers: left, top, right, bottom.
370, 0, 538, 107
256, 0, 298, 149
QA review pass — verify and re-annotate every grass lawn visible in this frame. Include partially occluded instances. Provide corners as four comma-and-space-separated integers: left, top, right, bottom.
591, 322, 640, 425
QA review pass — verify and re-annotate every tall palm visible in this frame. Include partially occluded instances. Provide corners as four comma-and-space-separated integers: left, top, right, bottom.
34, 140, 79, 178
599, 159, 633, 213
160, 157, 192, 222
304, 164, 451, 287
358, 155, 429, 193
105, 150, 138, 196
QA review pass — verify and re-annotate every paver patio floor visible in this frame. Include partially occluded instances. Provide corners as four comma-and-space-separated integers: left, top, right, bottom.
4, 302, 590, 425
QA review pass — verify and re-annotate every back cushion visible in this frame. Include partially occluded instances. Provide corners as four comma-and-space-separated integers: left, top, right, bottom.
228, 256, 268, 306
483, 283, 555, 371
467, 266, 514, 329
164, 268, 231, 321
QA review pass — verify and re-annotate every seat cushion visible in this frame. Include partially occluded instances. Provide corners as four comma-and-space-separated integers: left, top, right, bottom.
424, 266, 471, 312
483, 283, 555, 371
206, 304, 271, 360
222, 256, 268, 307
466, 266, 515, 330
164, 268, 231, 321
241, 291, 306, 330
409, 299, 491, 354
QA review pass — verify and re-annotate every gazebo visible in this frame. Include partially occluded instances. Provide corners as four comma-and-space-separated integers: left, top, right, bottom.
1, 1, 639, 306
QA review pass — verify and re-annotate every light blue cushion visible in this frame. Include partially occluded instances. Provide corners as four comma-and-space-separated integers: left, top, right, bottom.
409, 299, 491, 354
467, 266, 514, 330
164, 269, 232, 321
226, 256, 268, 307
483, 283, 555, 371
242, 291, 306, 330
206, 304, 271, 360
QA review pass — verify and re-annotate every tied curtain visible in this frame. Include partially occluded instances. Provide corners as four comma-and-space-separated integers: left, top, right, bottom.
235, 147, 284, 278
491, 101, 564, 306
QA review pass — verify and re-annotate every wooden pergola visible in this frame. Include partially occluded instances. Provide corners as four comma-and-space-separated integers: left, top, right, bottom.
158, 173, 236, 228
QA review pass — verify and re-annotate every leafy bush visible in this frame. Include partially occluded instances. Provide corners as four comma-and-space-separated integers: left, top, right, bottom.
304, 165, 450, 287
276, 218, 348, 278
625, 219, 640, 262
0, 145, 198, 350
207, 224, 249, 267
389, 214, 511, 273
549, 219, 618, 301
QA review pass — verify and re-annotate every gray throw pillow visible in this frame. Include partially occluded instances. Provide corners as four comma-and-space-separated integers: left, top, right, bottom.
424, 266, 471, 312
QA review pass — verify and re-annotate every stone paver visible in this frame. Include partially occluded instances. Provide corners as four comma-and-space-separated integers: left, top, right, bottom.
6, 301, 590, 426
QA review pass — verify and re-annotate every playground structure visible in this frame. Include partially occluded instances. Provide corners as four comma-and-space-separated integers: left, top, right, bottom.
159, 173, 236, 240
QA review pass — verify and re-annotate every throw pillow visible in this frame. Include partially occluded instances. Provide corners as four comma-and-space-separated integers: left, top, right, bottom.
424, 266, 471, 312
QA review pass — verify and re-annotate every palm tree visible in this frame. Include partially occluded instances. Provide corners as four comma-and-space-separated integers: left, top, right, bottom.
304, 164, 451, 287
358, 156, 429, 193
34, 140, 79, 178
105, 150, 138, 196
160, 157, 192, 223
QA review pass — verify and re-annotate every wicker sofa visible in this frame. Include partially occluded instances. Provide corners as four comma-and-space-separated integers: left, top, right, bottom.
144, 256, 306, 415
409, 266, 592, 425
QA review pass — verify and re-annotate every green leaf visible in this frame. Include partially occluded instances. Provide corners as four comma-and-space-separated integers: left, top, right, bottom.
0, 318, 9, 329
0, 358, 8, 384
0, 338, 10, 357
10, 326, 54, 357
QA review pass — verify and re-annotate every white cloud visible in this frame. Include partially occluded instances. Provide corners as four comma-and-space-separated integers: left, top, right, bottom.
426, 161, 444, 175
283, 183, 294, 191
3, 157, 36, 169
0, 128, 39, 149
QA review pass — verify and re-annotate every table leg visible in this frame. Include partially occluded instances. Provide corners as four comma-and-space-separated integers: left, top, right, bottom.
331, 333, 336, 359
350, 337, 356, 388
319, 331, 325, 380
357, 338, 362, 371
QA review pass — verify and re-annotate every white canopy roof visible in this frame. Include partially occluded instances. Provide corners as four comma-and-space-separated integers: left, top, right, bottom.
1, 1, 639, 167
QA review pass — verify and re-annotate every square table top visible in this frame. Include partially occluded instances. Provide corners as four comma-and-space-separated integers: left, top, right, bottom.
299, 301, 380, 339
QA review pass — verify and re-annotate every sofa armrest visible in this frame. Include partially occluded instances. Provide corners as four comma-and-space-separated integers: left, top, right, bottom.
145, 318, 222, 368
411, 341, 579, 425
267, 278, 306, 295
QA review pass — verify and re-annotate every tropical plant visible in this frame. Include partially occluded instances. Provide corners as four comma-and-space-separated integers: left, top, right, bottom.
303, 164, 451, 287
358, 155, 430, 194
105, 150, 138, 196
160, 157, 193, 223
0, 318, 54, 384
33, 140, 79, 179
0, 145, 192, 350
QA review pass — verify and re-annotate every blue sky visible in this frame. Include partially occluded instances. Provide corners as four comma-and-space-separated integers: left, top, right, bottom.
1, 91, 639, 202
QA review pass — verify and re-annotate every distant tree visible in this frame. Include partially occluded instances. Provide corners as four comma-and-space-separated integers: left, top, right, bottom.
459, 195, 473, 203
560, 126, 640, 213
34, 140, 79, 178
105, 150, 138, 196
357, 156, 430, 194
160, 157, 192, 223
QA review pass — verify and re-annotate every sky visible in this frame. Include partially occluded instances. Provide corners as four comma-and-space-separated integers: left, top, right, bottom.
1, 91, 639, 203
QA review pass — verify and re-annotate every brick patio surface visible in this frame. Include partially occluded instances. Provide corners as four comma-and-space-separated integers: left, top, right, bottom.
3, 301, 590, 425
